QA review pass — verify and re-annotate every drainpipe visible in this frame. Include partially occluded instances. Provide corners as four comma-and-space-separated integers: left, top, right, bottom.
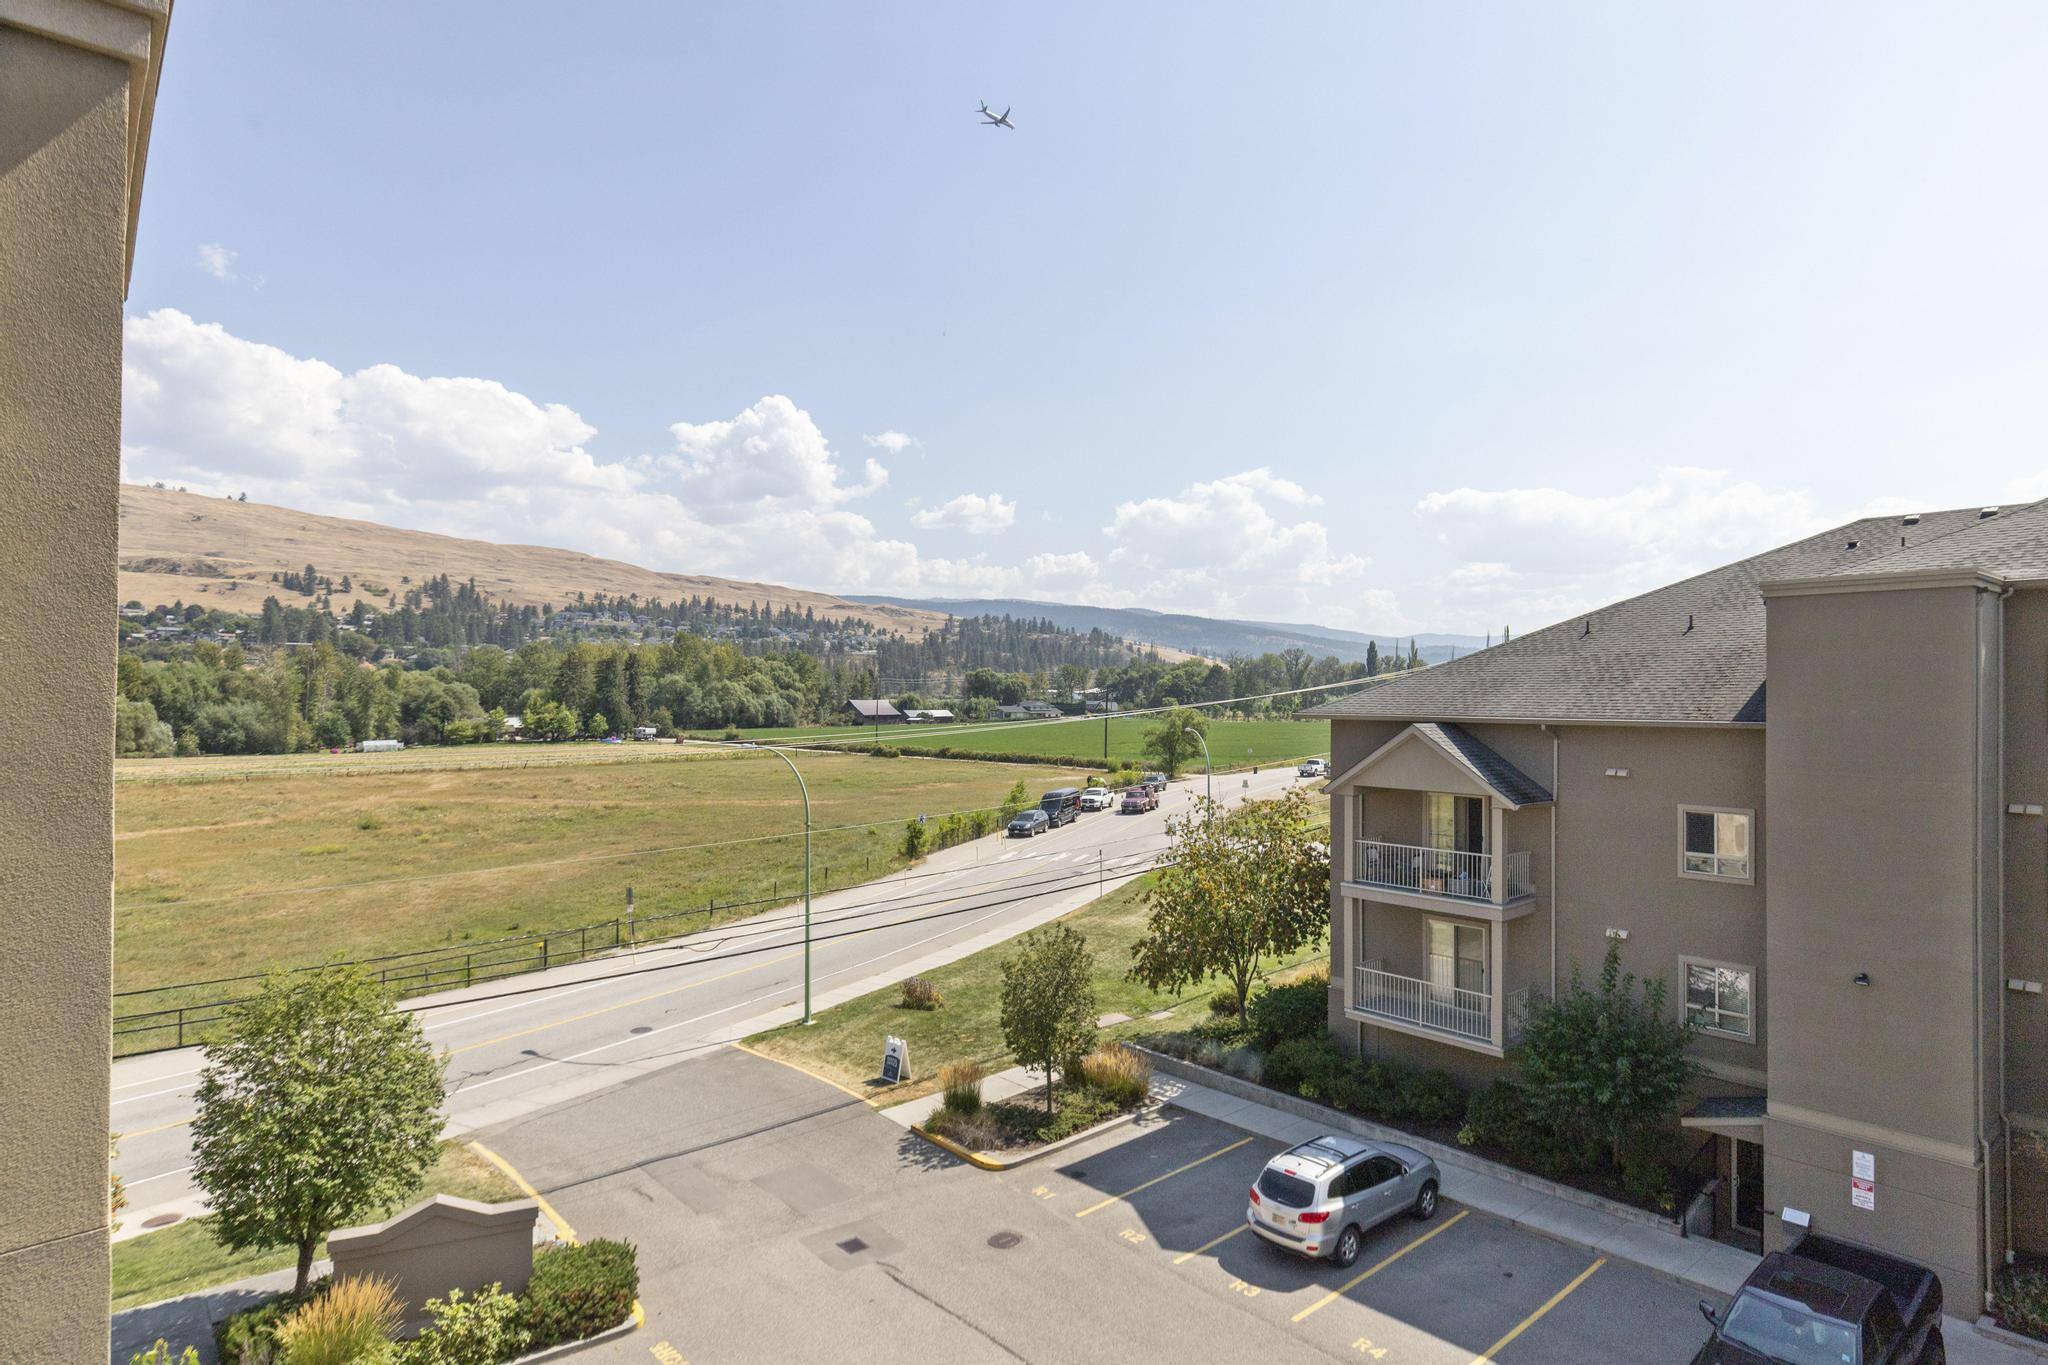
1996, 586, 2014, 1270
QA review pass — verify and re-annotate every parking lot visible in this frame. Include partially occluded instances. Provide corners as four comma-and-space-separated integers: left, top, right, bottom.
482, 1047, 1720, 1365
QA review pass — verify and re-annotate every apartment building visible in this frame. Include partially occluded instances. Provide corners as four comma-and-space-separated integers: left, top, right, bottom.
1301, 501, 2048, 1314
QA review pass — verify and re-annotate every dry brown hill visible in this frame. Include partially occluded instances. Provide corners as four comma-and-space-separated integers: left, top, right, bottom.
116, 485, 953, 634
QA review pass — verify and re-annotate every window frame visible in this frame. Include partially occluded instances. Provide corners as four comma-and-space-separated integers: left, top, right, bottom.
1676, 804, 1755, 885
1680, 955, 1756, 1043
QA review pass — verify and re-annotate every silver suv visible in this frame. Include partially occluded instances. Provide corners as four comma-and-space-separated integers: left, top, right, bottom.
1246, 1134, 1440, 1266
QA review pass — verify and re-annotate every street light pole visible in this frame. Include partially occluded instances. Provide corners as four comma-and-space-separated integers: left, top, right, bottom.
1193, 728, 1212, 807
761, 745, 814, 1023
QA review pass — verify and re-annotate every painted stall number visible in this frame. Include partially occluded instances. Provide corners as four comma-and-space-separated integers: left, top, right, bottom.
650, 1345, 688, 1365
1031, 1185, 1056, 1200
1227, 1278, 1260, 1297
1350, 1339, 1389, 1359
1118, 1228, 1148, 1245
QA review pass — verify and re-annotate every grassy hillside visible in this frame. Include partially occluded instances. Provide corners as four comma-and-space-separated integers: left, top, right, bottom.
114, 745, 1092, 1012
117, 483, 950, 634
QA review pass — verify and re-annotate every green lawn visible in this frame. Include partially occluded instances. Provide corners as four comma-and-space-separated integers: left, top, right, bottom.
111, 1141, 520, 1310
115, 744, 1093, 1048
744, 873, 1328, 1103
694, 716, 1330, 772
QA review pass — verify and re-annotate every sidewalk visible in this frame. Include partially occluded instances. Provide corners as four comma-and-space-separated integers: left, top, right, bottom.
1144, 1067, 2042, 1365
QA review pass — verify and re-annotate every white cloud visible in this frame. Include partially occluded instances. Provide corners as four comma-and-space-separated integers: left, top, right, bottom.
910, 492, 1016, 533
116, 312, 1415, 630
196, 243, 237, 280
864, 430, 919, 455
1410, 466, 1830, 629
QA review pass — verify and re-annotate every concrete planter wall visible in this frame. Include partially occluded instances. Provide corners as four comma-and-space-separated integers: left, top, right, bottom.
328, 1194, 540, 1333
1137, 1045, 1678, 1236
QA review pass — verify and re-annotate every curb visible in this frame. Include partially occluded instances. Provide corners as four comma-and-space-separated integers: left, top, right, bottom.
509, 1315, 640, 1363
1135, 1046, 1677, 1235
1976, 1316, 2048, 1360
909, 1103, 1157, 1171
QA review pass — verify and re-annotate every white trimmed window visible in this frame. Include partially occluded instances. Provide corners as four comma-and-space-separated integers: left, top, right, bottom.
1682, 958, 1754, 1040
1679, 806, 1752, 882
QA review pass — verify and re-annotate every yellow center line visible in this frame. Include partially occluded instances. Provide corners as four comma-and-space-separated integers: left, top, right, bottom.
1075, 1137, 1253, 1218
1291, 1208, 1469, 1322
1467, 1256, 1606, 1364
1174, 1221, 1250, 1264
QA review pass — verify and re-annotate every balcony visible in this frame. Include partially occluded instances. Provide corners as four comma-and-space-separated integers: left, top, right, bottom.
1351, 840, 1533, 906
1350, 965, 1533, 1049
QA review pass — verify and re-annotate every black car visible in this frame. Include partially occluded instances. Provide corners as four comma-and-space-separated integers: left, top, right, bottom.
1038, 787, 1082, 827
1007, 809, 1050, 837
1694, 1233, 1944, 1364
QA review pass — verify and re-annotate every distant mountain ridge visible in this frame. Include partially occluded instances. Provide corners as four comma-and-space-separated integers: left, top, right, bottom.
845, 595, 1486, 665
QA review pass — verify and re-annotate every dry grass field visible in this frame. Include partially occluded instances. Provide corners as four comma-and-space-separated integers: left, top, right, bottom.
114, 744, 1092, 1005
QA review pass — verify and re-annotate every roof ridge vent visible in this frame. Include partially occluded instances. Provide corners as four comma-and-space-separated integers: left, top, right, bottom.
1902, 514, 1922, 526
1981, 506, 2001, 519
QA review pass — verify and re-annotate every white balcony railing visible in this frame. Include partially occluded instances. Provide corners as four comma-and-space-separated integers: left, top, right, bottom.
1353, 965, 1493, 1043
1351, 840, 1534, 902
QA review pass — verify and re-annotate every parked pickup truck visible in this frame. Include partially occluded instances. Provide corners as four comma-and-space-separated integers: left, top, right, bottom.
1693, 1232, 1944, 1365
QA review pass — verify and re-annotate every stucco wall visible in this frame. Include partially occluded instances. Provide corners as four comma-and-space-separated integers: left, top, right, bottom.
0, 22, 128, 1360
2001, 586, 2048, 1255
1763, 580, 1996, 1311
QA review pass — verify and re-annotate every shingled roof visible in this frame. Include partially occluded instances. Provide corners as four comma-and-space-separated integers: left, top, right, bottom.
1302, 503, 2026, 726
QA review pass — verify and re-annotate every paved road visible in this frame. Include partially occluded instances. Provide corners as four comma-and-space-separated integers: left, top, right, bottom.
111, 765, 1311, 1227
484, 1046, 1719, 1365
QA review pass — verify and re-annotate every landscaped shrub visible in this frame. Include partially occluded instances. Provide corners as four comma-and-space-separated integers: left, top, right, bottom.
1994, 1264, 2048, 1342
397, 1284, 529, 1365
901, 819, 930, 858
1618, 1127, 1679, 1211
275, 1274, 400, 1365
924, 1105, 1001, 1150
1457, 1079, 1529, 1151
1189, 1014, 1256, 1048
900, 976, 944, 1010
519, 1239, 639, 1348
939, 1061, 985, 1114
1457, 1079, 1598, 1179
1078, 1044, 1152, 1107
1265, 1036, 1345, 1094
1208, 988, 1241, 1017
1389, 1068, 1464, 1126
1247, 970, 1331, 1048
130, 1343, 201, 1365
217, 1287, 310, 1364
866, 744, 901, 758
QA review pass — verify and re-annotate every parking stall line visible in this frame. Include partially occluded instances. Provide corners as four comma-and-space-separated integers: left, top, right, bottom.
1290, 1208, 1469, 1323
1073, 1136, 1253, 1218
1466, 1256, 1606, 1365
1173, 1222, 1250, 1265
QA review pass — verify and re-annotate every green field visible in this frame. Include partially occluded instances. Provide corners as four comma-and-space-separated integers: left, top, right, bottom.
692, 715, 1331, 771
745, 873, 1327, 1104
114, 744, 1094, 1029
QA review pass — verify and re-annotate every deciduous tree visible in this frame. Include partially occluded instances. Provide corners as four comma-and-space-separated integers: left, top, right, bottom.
1128, 789, 1329, 1017
1141, 706, 1209, 778
1000, 925, 1098, 1112
190, 965, 445, 1294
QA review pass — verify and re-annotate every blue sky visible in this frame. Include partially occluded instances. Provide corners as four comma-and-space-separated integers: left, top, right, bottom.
123, 2, 2048, 633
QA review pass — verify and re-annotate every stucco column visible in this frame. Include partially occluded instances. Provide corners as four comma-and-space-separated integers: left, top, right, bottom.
1489, 800, 1506, 906
0, 3, 169, 1359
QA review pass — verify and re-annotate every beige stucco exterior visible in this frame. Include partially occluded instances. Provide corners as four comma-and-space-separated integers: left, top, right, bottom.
1320, 572, 2048, 1315
0, 2, 168, 1358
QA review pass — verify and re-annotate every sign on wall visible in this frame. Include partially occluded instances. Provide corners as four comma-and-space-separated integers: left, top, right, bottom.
1851, 1149, 1876, 1210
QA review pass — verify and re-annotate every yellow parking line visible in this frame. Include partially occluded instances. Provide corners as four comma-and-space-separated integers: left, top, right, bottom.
1467, 1256, 1605, 1364
1174, 1222, 1250, 1264
115, 1115, 194, 1140
1075, 1137, 1252, 1218
1291, 1208, 1469, 1322
466, 1139, 649, 1333
448, 951, 801, 1056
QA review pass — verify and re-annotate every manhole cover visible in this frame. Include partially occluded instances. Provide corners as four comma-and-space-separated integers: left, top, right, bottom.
631, 1026, 653, 1034
140, 1213, 181, 1229
987, 1231, 1023, 1250
836, 1237, 869, 1255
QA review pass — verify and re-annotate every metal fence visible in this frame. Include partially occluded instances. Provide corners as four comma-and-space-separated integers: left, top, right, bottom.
110, 860, 878, 1057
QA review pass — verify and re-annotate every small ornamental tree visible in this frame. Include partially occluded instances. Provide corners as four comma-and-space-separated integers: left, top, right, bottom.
999, 925, 1098, 1113
1514, 939, 1699, 1168
1128, 789, 1330, 1017
1141, 707, 1209, 778
191, 964, 446, 1294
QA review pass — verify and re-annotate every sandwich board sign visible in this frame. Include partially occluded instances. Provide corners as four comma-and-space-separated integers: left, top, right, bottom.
881, 1035, 909, 1084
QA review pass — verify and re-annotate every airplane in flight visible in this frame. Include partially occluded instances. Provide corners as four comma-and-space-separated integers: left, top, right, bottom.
978, 102, 1015, 129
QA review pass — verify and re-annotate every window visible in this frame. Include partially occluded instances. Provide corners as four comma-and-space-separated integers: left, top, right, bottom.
1682, 958, 1754, 1040
1679, 806, 1752, 882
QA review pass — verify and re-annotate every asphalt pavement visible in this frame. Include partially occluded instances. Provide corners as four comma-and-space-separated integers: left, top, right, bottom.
110, 764, 1311, 1230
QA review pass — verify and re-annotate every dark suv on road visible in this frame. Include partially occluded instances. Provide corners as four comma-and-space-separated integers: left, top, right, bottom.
1038, 787, 1081, 827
